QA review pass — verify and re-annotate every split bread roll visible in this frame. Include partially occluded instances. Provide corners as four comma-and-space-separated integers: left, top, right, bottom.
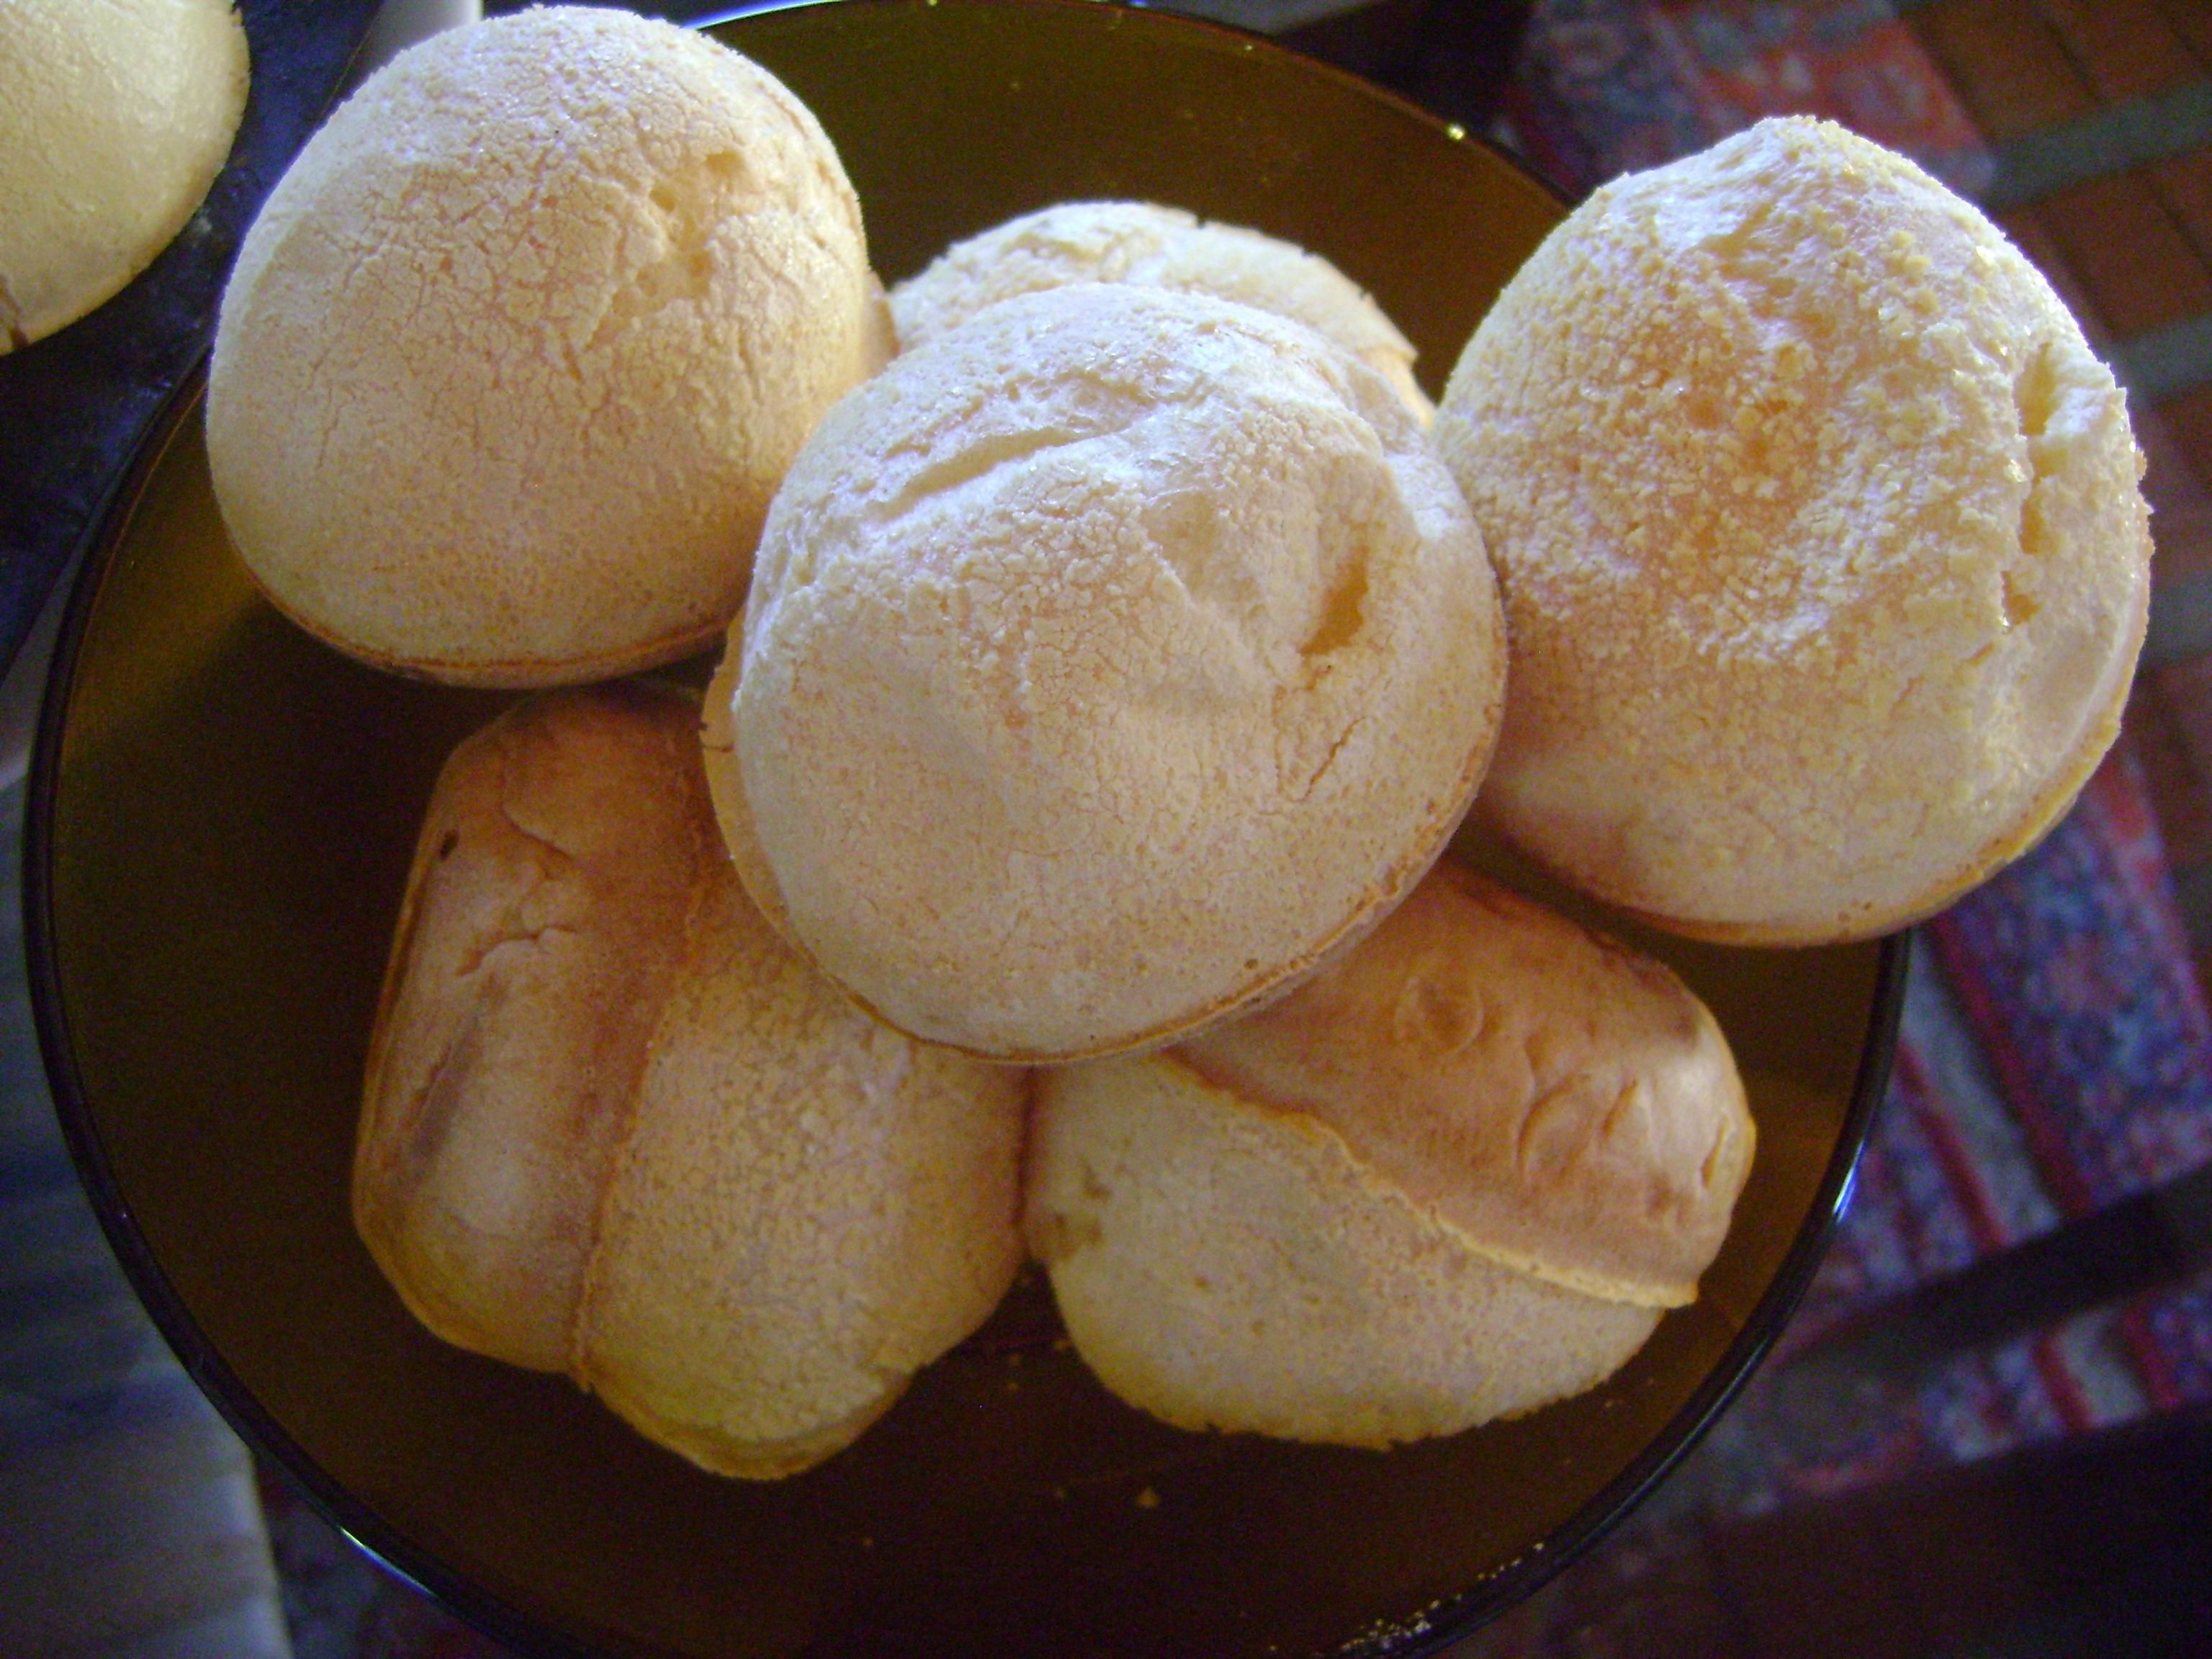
354, 683, 1028, 1478
0, 0, 248, 351
716, 282, 1506, 1063
1027, 860, 1754, 1447
210, 6, 885, 688
889, 199, 1432, 420
1434, 116, 2152, 944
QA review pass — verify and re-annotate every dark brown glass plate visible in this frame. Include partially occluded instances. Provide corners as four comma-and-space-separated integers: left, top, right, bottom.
26, 3, 1905, 1656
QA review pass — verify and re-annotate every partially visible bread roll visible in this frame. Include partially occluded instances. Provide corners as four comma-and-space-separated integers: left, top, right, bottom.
356, 683, 1028, 1478
575, 812, 1029, 1478
1434, 116, 2151, 944
889, 200, 1431, 420
357, 681, 713, 1372
1026, 860, 1753, 1447
210, 6, 881, 687
0, 0, 248, 351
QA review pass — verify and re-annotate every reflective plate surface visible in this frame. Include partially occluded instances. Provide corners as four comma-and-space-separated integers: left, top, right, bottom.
29, 3, 1904, 1655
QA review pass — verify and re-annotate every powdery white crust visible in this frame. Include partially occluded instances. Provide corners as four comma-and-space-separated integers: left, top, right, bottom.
1435, 116, 2151, 943
1028, 1051, 1660, 1448
576, 845, 1029, 1478
0, 0, 248, 349
889, 199, 1432, 419
208, 6, 875, 685
728, 283, 1506, 1061
356, 687, 1027, 1480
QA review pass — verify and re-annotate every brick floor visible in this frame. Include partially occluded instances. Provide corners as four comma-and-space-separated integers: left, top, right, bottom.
1912, 0, 2099, 141
2128, 675, 2212, 866
2135, 406, 2212, 587
2031, 0, 2201, 104
2026, 169, 2212, 337
2152, 0, 2212, 71
2150, 145, 2212, 266
1992, 202, 2112, 339
2152, 382, 2212, 491
1902, 0, 2212, 968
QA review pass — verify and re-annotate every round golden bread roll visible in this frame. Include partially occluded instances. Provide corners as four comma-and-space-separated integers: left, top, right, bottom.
0, 0, 248, 351
1026, 860, 1753, 1447
209, 6, 884, 688
1434, 116, 2152, 944
714, 282, 1507, 1063
355, 683, 1028, 1479
889, 199, 1431, 419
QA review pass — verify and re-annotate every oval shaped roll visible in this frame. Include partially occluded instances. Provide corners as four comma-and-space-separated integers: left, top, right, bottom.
355, 683, 1028, 1478
1025, 860, 1753, 1447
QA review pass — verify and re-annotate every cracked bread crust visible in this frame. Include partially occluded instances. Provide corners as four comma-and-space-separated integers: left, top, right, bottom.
1435, 116, 2151, 943
573, 801, 1030, 1471
1175, 860, 1753, 1307
1025, 858, 1749, 1446
888, 199, 1432, 421
208, 6, 878, 686
724, 282, 1506, 1062
1028, 1051, 1662, 1449
355, 685, 1028, 1477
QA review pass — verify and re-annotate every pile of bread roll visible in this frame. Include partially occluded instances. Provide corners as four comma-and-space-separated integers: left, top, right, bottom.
207, 7, 2151, 1478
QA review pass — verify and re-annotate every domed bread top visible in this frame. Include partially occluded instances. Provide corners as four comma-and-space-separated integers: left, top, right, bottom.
721, 282, 1506, 1062
208, 5, 878, 687
356, 680, 716, 1373
1174, 860, 1754, 1308
1026, 858, 1748, 1447
355, 683, 1028, 1478
1027, 1050, 1663, 1448
1434, 116, 2151, 944
889, 199, 1431, 420
0, 0, 248, 351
